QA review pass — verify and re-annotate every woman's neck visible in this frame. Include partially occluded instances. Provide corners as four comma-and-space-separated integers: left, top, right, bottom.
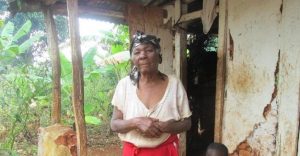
139, 71, 161, 84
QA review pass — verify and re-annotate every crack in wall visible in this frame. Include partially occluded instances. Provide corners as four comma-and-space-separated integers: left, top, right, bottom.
280, 0, 283, 14
229, 30, 234, 61
230, 51, 280, 156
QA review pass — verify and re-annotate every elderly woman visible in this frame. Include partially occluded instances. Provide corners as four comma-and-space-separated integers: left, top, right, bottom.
110, 31, 192, 156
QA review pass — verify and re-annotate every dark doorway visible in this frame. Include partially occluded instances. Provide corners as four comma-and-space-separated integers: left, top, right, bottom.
185, 2, 218, 154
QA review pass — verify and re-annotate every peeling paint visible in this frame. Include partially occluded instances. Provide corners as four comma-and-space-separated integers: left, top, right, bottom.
230, 51, 280, 156
263, 104, 272, 119
230, 141, 258, 156
223, 0, 282, 153
264, 51, 280, 119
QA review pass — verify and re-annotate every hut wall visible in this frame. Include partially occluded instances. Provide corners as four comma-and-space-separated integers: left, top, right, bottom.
218, 0, 300, 155
127, 4, 174, 75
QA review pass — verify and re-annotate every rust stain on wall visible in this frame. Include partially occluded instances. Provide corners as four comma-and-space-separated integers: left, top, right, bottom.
231, 62, 254, 95
230, 141, 259, 156
263, 104, 272, 119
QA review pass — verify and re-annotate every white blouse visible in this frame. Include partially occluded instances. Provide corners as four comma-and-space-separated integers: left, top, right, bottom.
111, 75, 192, 148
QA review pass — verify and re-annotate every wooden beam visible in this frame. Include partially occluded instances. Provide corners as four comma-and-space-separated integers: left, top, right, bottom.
276, 0, 300, 155
174, 0, 181, 25
9, 2, 125, 23
214, 0, 228, 143
42, 0, 58, 5
43, 6, 61, 124
182, 0, 195, 3
175, 29, 188, 156
54, 4, 124, 19
178, 10, 202, 23
66, 0, 87, 156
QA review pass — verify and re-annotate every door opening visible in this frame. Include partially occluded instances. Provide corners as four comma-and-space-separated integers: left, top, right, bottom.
185, 11, 218, 156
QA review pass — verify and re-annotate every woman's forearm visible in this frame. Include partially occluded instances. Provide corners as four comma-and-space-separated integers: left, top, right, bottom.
110, 118, 137, 133
159, 117, 191, 134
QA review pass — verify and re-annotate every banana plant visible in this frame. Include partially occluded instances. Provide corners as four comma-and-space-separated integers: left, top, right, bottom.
0, 20, 41, 63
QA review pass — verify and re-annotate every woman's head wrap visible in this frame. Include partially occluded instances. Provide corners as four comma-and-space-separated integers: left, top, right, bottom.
129, 31, 161, 55
129, 31, 163, 86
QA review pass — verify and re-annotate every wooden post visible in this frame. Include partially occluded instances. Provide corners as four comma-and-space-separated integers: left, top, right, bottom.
66, 0, 87, 155
276, 0, 300, 155
43, 6, 61, 124
174, 2, 189, 156
214, 0, 228, 142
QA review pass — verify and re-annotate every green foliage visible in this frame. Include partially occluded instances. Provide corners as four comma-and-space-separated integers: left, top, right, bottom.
0, 0, 7, 11
82, 24, 130, 125
204, 34, 218, 52
0, 20, 41, 63
0, 17, 130, 155
9, 12, 69, 43
0, 19, 47, 154
85, 116, 101, 125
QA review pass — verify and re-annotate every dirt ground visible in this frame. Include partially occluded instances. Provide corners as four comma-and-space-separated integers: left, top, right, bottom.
87, 124, 122, 156
7, 123, 122, 155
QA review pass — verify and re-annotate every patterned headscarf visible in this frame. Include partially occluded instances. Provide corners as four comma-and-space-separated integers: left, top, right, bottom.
129, 31, 162, 86
129, 31, 161, 55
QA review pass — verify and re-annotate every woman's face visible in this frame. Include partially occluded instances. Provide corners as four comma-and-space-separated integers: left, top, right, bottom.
131, 43, 160, 74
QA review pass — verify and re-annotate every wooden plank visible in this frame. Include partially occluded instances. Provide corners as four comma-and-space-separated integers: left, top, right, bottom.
214, 0, 228, 143
54, 4, 124, 19
298, 131, 300, 156
277, 0, 300, 155
66, 0, 87, 156
174, 0, 181, 25
174, 30, 187, 156
178, 10, 202, 23
10, 2, 125, 23
182, 0, 195, 3
127, 4, 174, 75
43, 6, 61, 124
42, 0, 58, 5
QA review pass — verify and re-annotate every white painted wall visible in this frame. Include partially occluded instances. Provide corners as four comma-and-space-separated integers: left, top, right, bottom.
219, 0, 300, 155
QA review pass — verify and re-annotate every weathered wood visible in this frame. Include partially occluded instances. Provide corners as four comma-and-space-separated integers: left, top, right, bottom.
178, 10, 202, 23
43, 6, 61, 124
174, 30, 187, 85
54, 4, 124, 19
174, 0, 181, 25
175, 30, 187, 156
38, 124, 76, 156
182, 0, 195, 3
66, 0, 87, 156
42, 0, 58, 5
276, 0, 300, 155
214, 0, 227, 143
9, 2, 125, 24
202, 0, 218, 34
127, 4, 174, 75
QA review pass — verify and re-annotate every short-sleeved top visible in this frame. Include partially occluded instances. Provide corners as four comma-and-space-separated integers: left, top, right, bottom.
111, 75, 192, 148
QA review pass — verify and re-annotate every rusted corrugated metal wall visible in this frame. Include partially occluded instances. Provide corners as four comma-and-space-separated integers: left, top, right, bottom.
218, 0, 300, 155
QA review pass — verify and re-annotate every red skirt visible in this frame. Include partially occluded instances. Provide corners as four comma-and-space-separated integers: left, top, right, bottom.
122, 135, 179, 156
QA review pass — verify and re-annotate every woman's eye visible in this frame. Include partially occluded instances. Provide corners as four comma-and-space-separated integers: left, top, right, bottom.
146, 49, 154, 53
133, 51, 140, 55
